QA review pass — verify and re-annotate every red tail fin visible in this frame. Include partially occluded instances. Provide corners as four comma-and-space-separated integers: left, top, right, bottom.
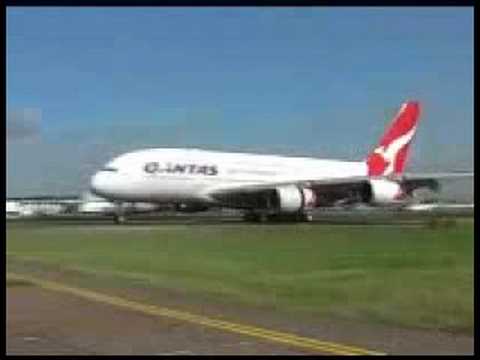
366, 101, 421, 177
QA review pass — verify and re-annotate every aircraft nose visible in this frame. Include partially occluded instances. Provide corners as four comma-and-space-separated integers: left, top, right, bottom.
90, 172, 109, 198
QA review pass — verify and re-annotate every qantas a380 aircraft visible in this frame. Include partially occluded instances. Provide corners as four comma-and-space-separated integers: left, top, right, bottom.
90, 101, 471, 223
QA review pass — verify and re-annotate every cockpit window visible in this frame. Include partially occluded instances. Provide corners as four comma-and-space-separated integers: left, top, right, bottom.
101, 167, 118, 172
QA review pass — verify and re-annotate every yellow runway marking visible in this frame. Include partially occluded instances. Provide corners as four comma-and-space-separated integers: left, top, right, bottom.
7, 273, 385, 355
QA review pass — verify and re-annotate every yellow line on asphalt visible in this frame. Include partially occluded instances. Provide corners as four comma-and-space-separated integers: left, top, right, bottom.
7, 273, 385, 355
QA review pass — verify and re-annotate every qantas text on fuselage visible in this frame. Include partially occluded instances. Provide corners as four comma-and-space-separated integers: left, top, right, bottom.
143, 162, 218, 176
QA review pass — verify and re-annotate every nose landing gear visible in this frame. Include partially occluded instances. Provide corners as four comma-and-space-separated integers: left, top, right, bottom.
113, 214, 127, 224
113, 203, 127, 224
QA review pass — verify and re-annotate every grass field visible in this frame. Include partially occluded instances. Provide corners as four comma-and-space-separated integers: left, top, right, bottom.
6, 218, 474, 334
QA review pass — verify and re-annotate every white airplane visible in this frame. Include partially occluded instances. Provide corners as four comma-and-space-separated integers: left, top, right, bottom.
90, 101, 472, 223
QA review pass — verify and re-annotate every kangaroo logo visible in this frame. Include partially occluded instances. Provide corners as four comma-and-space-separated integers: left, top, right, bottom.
367, 146, 391, 176
368, 126, 417, 176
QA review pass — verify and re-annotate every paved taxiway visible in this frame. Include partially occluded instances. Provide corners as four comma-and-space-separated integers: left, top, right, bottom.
7, 272, 473, 355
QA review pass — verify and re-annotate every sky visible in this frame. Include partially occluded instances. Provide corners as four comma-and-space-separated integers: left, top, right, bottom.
7, 7, 473, 199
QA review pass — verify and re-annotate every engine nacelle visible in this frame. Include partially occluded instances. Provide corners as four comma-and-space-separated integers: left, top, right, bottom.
275, 185, 316, 212
369, 179, 405, 204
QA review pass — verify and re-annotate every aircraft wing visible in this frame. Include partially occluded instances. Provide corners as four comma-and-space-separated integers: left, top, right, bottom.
400, 172, 473, 194
207, 176, 370, 196
403, 172, 474, 180
205, 176, 372, 208
208, 172, 473, 195
206, 172, 473, 208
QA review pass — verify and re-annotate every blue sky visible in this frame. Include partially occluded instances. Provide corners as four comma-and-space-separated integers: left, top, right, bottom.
7, 7, 473, 196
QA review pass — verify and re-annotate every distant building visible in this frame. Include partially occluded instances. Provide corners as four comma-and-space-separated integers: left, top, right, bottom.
6, 192, 163, 219
6, 195, 81, 218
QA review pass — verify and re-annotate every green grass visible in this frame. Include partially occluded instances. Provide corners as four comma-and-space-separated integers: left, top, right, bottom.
6, 219, 474, 334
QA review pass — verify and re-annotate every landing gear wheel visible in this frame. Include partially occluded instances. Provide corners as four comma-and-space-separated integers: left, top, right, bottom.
303, 212, 314, 222
243, 212, 268, 223
297, 212, 313, 222
114, 214, 126, 224
256, 213, 268, 223
243, 212, 256, 222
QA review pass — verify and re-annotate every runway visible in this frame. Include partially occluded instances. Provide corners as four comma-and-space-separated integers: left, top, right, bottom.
6, 206, 473, 227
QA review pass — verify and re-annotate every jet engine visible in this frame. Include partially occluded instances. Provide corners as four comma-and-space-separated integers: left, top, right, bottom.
368, 179, 405, 204
275, 185, 316, 212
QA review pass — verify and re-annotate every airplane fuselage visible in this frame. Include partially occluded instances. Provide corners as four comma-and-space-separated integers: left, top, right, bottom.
91, 148, 367, 204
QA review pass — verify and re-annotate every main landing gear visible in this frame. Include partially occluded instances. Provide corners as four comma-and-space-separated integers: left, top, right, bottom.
113, 203, 127, 224
242, 211, 314, 223
243, 212, 268, 223
299, 212, 314, 222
